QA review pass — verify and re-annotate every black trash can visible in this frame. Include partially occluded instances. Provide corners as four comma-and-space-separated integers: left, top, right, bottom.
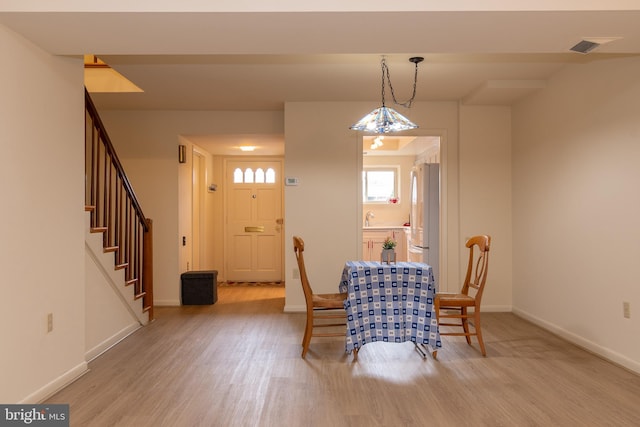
181, 270, 218, 305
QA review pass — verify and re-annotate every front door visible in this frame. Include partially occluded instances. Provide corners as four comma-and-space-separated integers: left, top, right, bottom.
225, 159, 283, 282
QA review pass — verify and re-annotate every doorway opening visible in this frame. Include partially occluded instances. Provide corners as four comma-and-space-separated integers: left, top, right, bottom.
361, 134, 446, 287
192, 149, 206, 271
223, 158, 284, 284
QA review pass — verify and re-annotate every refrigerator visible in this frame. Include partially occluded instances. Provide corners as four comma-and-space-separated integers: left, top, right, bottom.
409, 163, 440, 284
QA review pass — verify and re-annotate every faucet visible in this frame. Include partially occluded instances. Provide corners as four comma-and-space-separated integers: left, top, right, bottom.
365, 211, 375, 227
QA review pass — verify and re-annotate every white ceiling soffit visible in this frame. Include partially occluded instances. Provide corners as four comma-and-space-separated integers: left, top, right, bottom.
3, 6, 640, 154
363, 136, 440, 157
2, 9, 639, 111
182, 134, 285, 156
2, 10, 640, 56
2, 1, 640, 13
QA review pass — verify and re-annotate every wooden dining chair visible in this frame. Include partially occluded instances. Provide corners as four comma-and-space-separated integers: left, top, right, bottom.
293, 236, 347, 358
435, 235, 491, 356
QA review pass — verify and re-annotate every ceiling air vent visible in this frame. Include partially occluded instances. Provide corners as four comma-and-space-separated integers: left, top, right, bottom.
570, 40, 600, 54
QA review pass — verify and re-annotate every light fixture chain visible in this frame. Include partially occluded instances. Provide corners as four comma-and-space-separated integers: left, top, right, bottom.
380, 59, 387, 106
382, 58, 419, 108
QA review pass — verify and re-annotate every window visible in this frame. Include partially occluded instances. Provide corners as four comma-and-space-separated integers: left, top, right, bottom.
233, 168, 243, 183
363, 167, 399, 203
265, 168, 275, 183
233, 167, 277, 184
244, 168, 254, 183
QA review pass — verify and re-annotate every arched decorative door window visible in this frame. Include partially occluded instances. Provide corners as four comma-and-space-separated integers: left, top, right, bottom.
265, 168, 275, 183
233, 167, 277, 184
233, 168, 243, 183
244, 168, 254, 183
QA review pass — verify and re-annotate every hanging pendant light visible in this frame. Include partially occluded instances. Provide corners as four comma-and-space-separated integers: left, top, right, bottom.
350, 56, 424, 134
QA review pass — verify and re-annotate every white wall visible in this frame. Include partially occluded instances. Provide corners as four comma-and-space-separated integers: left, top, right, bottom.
283, 101, 468, 310
284, 103, 363, 310
459, 105, 513, 311
512, 56, 640, 371
176, 139, 219, 279
0, 24, 86, 403
85, 239, 141, 361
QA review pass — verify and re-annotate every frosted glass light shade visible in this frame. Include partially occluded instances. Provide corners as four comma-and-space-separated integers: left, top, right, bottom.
349, 106, 418, 134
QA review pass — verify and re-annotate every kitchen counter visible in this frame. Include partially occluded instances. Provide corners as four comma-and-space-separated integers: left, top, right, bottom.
362, 225, 409, 230
362, 227, 409, 262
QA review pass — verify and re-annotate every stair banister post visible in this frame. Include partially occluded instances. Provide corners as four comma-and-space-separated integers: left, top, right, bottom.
143, 218, 154, 320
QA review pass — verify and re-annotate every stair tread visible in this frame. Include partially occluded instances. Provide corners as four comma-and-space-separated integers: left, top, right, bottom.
84, 97, 153, 322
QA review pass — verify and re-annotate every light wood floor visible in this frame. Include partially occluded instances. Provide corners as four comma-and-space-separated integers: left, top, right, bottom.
47, 286, 640, 426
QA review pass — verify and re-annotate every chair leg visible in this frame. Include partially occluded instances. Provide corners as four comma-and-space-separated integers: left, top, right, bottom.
474, 310, 486, 356
301, 310, 314, 358
461, 307, 472, 345
301, 315, 310, 346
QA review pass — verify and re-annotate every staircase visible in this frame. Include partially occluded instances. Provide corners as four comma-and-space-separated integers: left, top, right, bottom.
84, 89, 153, 323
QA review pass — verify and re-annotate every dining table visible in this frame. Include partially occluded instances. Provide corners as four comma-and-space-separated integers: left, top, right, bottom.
339, 260, 441, 360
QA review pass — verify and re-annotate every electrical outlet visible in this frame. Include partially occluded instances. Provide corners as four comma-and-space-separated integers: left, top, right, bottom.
47, 313, 53, 332
293, 268, 300, 279
623, 302, 631, 319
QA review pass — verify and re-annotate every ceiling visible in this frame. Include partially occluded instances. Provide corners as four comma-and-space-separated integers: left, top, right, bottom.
3, 7, 640, 155
363, 136, 440, 157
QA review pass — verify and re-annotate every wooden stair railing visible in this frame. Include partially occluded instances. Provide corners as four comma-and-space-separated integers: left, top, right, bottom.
85, 89, 153, 321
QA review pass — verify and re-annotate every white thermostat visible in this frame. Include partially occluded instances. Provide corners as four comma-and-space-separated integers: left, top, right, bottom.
285, 177, 299, 186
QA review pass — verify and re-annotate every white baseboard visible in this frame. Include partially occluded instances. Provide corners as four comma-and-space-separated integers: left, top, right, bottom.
154, 300, 181, 306
85, 323, 141, 362
513, 307, 640, 375
20, 362, 89, 404
283, 304, 305, 313
483, 304, 512, 312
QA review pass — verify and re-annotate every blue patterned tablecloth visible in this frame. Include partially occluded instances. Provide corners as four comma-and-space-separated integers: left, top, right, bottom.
339, 261, 441, 354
